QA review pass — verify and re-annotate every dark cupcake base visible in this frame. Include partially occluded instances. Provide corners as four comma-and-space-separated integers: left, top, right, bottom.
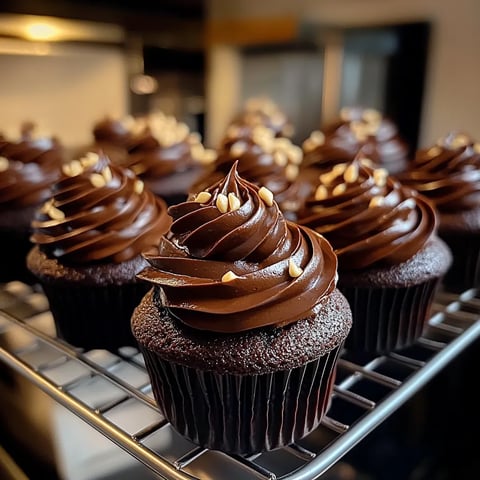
139, 344, 342, 456
339, 278, 439, 354
440, 233, 480, 293
41, 282, 148, 351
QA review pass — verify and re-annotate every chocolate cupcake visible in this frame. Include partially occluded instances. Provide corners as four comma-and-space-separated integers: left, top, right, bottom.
300, 107, 409, 189
297, 152, 452, 354
228, 96, 294, 139
191, 125, 311, 220
398, 132, 480, 292
26, 151, 171, 351
0, 125, 64, 284
131, 163, 352, 455
123, 113, 215, 206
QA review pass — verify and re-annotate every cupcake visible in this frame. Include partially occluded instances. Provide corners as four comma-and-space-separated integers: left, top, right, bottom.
227, 96, 294, 139
0, 124, 64, 284
191, 124, 311, 220
300, 106, 409, 188
26, 151, 171, 351
90, 115, 139, 164
398, 132, 480, 292
131, 162, 352, 455
297, 152, 452, 354
123, 112, 215, 206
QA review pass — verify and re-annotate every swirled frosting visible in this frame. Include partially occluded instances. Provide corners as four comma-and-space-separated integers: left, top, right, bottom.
138, 162, 338, 333
298, 152, 437, 270
227, 97, 294, 138
0, 127, 64, 210
30, 151, 171, 264
301, 107, 409, 176
123, 113, 215, 197
398, 132, 480, 213
192, 125, 311, 218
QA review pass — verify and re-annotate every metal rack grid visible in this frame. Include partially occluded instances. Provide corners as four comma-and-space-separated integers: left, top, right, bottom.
0, 281, 479, 480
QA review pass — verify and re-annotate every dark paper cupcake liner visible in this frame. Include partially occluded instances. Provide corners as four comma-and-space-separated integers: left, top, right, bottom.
440, 233, 480, 293
340, 279, 439, 354
41, 282, 149, 351
139, 344, 342, 456
0, 229, 37, 285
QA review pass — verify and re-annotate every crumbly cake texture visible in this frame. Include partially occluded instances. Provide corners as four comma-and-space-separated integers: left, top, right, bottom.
337, 237, 452, 288
27, 246, 148, 286
131, 288, 352, 375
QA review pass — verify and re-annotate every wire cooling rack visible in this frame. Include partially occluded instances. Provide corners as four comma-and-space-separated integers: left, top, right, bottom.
0, 281, 479, 480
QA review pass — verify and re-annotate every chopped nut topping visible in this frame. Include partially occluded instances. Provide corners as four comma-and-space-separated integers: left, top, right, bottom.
314, 185, 328, 201
285, 164, 298, 181
0, 156, 9, 172
62, 160, 83, 177
80, 152, 99, 168
340, 107, 352, 121
288, 258, 303, 278
450, 133, 470, 149
344, 163, 359, 183
310, 130, 325, 146
90, 173, 106, 188
228, 192, 241, 211
369, 196, 384, 208
362, 108, 381, 123
427, 146, 441, 157
332, 163, 346, 175
230, 141, 247, 158
216, 193, 229, 213
274, 151, 288, 167
48, 205, 65, 220
131, 163, 147, 175
102, 166, 112, 183
195, 191, 212, 203
221, 270, 239, 282
188, 132, 202, 144
319, 172, 336, 186
40, 199, 54, 214
287, 145, 303, 164
360, 157, 374, 167
302, 138, 316, 153
258, 186, 274, 206
332, 183, 346, 196
226, 125, 240, 139
134, 179, 144, 194
190, 143, 205, 161
373, 168, 388, 187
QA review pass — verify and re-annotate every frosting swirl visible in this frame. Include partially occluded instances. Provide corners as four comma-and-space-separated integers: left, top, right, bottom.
138, 162, 338, 333
398, 132, 480, 213
123, 113, 214, 197
30, 151, 171, 264
0, 129, 64, 210
192, 125, 310, 218
298, 152, 437, 270
302, 106, 409, 176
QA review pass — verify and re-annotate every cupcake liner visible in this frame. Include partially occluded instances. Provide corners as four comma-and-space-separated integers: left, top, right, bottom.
0, 229, 37, 285
139, 344, 342, 456
41, 282, 149, 351
440, 233, 480, 293
339, 278, 439, 354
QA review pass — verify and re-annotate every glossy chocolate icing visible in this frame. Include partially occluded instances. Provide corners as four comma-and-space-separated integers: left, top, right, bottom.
0, 129, 64, 210
298, 152, 437, 270
302, 106, 409, 176
192, 125, 310, 217
398, 132, 480, 213
30, 151, 171, 264
138, 162, 338, 333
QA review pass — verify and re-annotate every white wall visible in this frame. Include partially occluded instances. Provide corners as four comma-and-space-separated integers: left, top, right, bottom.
207, 0, 480, 147
0, 40, 127, 150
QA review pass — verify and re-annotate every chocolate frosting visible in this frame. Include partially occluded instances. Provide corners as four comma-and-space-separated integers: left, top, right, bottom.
302, 107, 409, 176
298, 152, 437, 270
30, 151, 171, 264
123, 113, 213, 196
398, 132, 480, 213
192, 126, 311, 217
138, 162, 338, 333
228, 97, 294, 138
0, 130, 64, 211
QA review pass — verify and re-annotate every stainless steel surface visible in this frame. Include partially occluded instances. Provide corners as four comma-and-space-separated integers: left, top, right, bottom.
0, 282, 479, 480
